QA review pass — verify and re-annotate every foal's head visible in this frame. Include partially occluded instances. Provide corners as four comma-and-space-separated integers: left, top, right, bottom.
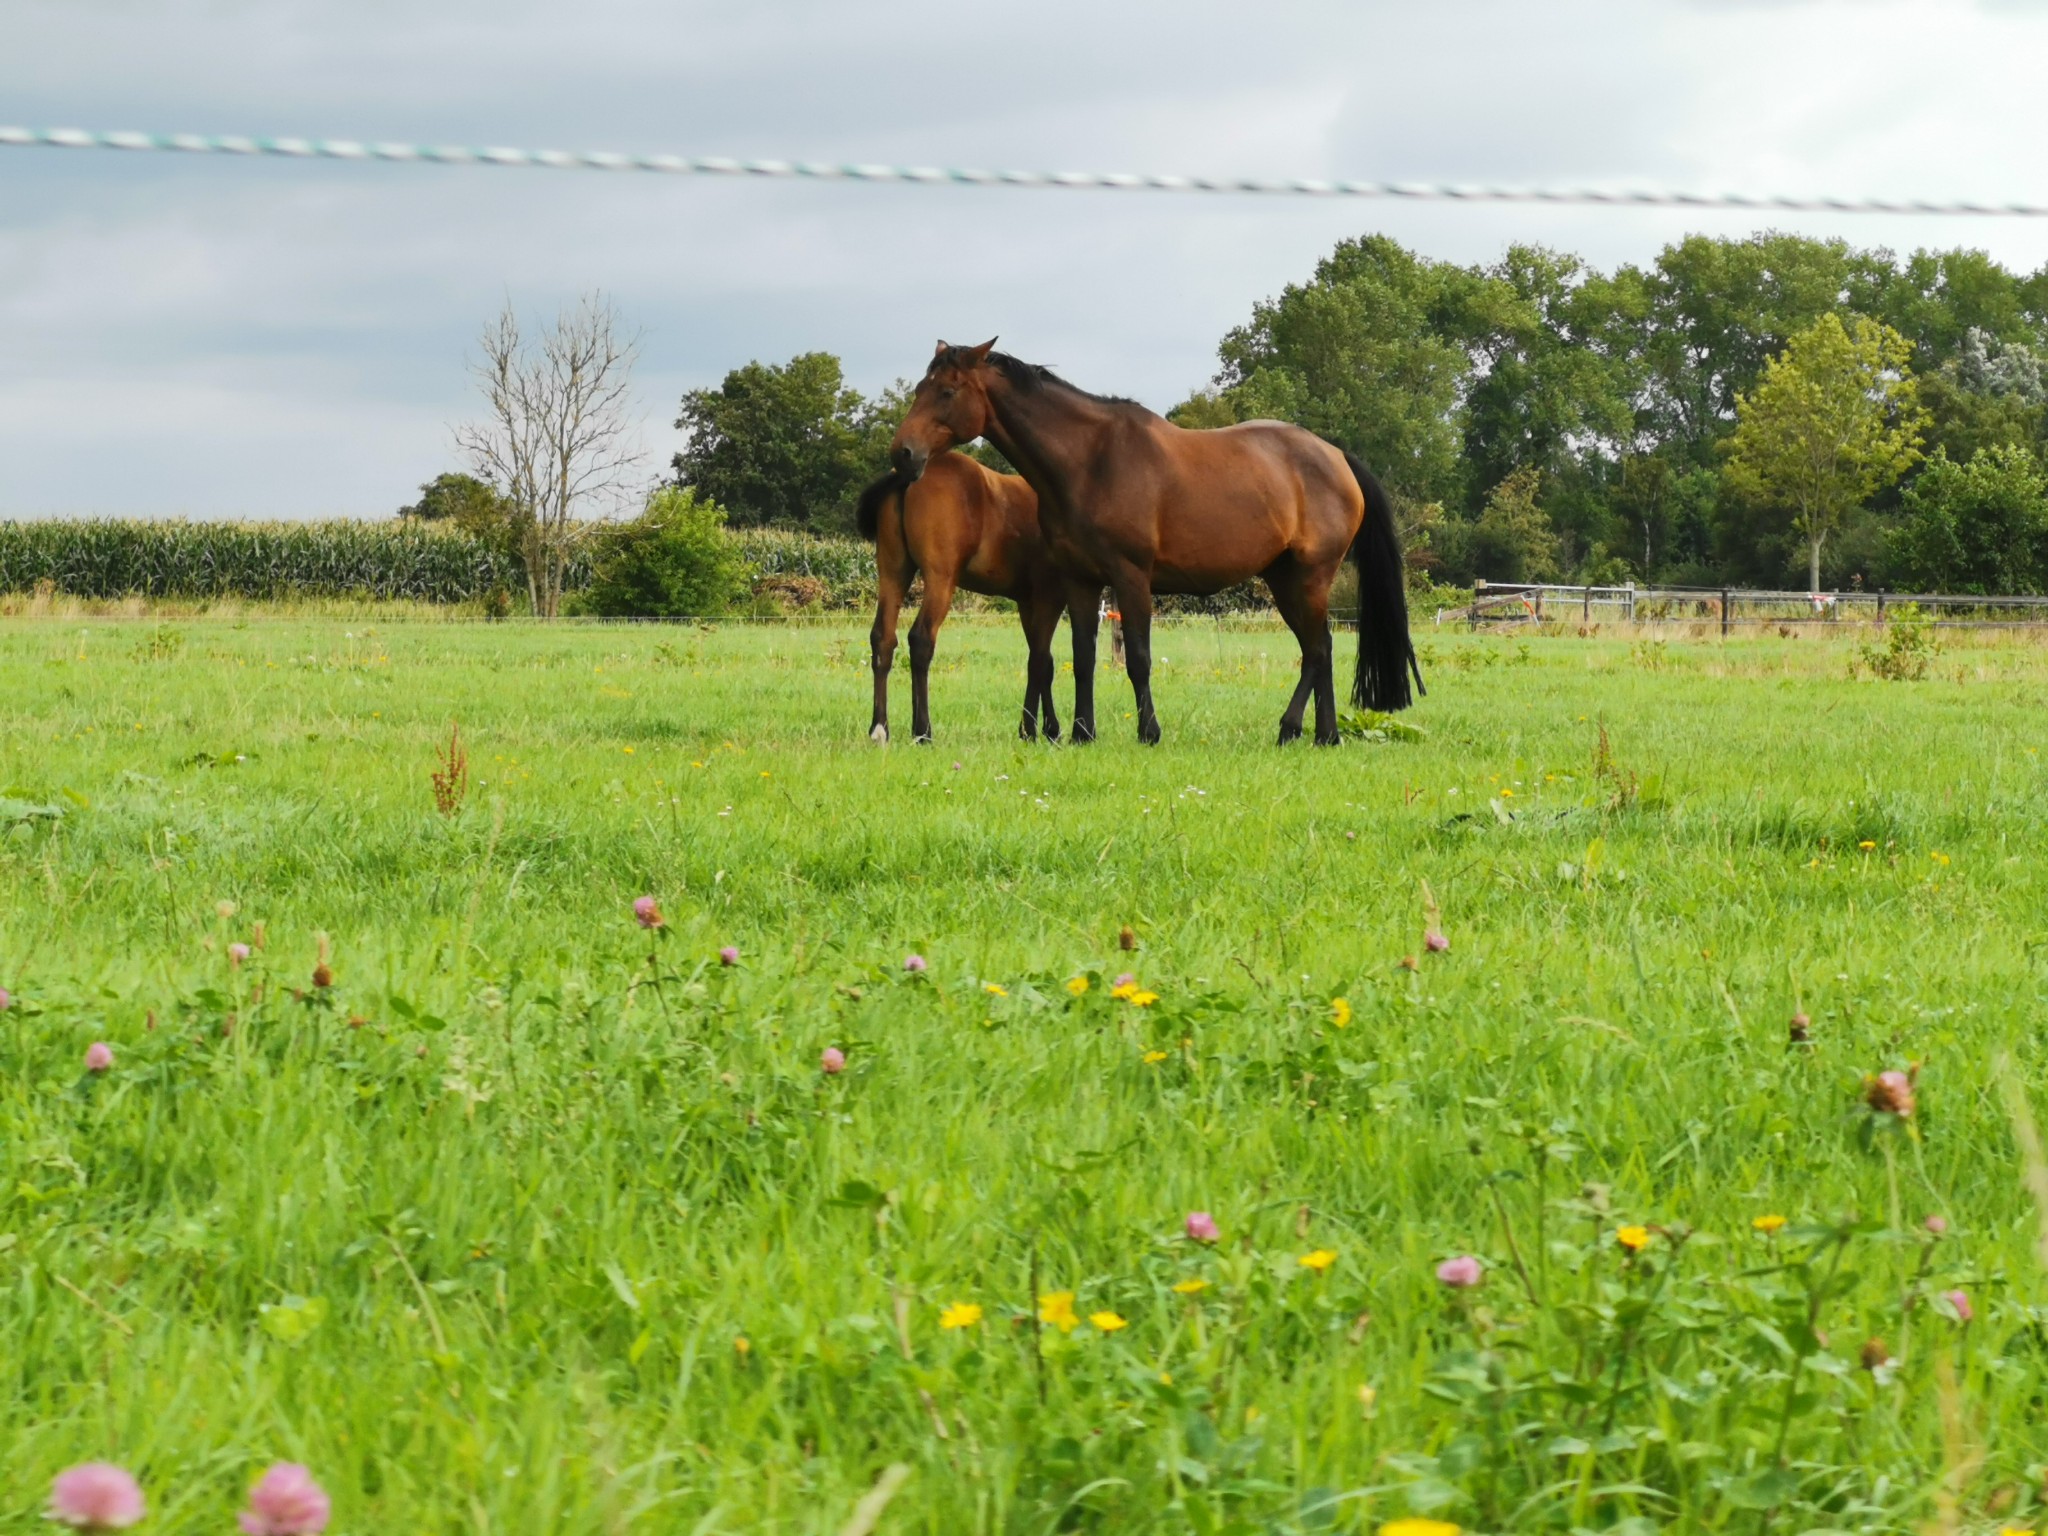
889, 338, 999, 481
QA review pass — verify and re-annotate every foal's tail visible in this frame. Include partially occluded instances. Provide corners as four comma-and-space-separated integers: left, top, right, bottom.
1343, 452, 1424, 711
855, 469, 908, 543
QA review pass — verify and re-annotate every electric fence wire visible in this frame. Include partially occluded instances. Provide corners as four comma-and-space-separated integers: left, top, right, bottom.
5, 125, 2047, 217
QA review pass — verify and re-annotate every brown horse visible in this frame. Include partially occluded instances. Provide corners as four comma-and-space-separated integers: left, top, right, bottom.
856, 448, 1072, 744
889, 340, 1420, 746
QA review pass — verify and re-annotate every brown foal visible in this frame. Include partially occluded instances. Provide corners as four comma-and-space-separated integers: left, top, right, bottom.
856, 448, 1072, 744
887, 339, 1421, 746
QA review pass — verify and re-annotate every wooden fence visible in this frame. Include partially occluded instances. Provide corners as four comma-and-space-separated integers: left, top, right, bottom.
1463, 581, 2048, 633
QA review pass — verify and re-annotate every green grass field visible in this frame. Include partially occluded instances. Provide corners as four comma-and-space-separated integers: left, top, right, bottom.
4, 612, 2047, 1535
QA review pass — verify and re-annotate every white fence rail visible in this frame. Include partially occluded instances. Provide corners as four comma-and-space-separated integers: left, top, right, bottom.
1463, 581, 2048, 632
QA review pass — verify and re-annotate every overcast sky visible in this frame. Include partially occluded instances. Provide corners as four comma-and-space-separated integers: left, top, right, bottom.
6, 0, 2048, 518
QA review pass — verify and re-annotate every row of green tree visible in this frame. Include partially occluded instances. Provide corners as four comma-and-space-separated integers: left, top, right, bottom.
1172, 233, 2048, 593
637, 232, 2048, 594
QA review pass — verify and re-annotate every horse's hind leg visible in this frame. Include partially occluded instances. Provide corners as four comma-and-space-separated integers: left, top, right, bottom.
1267, 558, 1340, 746
908, 571, 957, 745
1020, 589, 1062, 742
869, 566, 909, 744
1065, 578, 1102, 743
1109, 575, 1161, 745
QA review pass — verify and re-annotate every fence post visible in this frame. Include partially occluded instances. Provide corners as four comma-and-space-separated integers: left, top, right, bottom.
1470, 578, 1484, 631
1625, 582, 1636, 623
1583, 584, 1591, 622
1876, 589, 1886, 625
1721, 587, 1731, 638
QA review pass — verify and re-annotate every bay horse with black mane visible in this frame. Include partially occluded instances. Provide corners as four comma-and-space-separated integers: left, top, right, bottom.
855, 448, 1073, 744
888, 340, 1421, 746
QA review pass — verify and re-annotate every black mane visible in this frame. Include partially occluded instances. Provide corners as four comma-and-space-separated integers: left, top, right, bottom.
980, 350, 1144, 412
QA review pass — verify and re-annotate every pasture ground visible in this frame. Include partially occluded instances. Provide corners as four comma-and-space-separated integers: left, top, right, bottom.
2, 612, 2046, 1535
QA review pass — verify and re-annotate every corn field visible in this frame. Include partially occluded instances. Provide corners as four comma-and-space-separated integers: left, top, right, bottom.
0, 519, 524, 603
0, 518, 1300, 615
729, 528, 877, 606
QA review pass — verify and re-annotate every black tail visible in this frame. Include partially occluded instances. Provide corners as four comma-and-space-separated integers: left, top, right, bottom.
854, 469, 906, 543
1343, 452, 1423, 711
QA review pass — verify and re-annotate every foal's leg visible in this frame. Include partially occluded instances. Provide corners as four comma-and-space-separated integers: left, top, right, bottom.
1019, 590, 1063, 742
1066, 578, 1102, 744
1110, 575, 1161, 746
907, 570, 958, 745
868, 564, 909, 743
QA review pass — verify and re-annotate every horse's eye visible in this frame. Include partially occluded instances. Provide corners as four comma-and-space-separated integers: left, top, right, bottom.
939, 387, 957, 401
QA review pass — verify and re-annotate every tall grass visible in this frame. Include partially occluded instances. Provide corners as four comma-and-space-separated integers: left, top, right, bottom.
4, 618, 2045, 1533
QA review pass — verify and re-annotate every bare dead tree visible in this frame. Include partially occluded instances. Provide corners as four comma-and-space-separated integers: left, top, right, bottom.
455, 294, 642, 617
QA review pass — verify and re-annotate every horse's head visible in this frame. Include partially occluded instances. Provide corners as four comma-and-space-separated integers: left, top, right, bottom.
890, 338, 999, 481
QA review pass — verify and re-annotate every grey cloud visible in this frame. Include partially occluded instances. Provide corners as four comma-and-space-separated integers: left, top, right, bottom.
4, 0, 2048, 515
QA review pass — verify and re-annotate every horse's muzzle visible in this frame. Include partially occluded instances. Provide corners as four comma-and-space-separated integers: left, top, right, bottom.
892, 445, 928, 482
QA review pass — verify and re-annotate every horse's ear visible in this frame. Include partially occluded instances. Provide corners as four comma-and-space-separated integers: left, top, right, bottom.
963, 337, 998, 366
933, 339, 950, 357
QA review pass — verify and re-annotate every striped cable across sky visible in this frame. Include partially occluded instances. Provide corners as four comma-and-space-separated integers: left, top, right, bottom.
4, 124, 2046, 217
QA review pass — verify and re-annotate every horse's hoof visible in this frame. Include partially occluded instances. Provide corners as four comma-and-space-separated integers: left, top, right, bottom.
870, 724, 889, 744
1139, 724, 1161, 747
1277, 722, 1303, 746
914, 732, 933, 746
1044, 722, 1062, 743
1073, 722, 1096, 744
1313, 731, 1341, 747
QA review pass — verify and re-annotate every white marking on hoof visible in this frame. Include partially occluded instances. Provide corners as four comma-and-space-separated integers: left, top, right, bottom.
870, 724, 889, 743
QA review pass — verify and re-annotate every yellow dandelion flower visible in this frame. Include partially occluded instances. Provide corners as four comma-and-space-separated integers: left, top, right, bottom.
1129, 990, 1159, 1007
1298, 1249, 1338, 1272
1858, 840, 1876, 851
1142, 1049, 1169, 1065
1172, 1278, 1209, 1295
1110, 981, 1139, 1000
733, 1336, 751, 1356
938, 1301, 983, 1330
1038, 1291, 1080, 1332
1090, 1310, 1127, 1332
1617, 1225, 1651, 1252
1752, 1214, 1787, 1234
1380, 1521, 1461, 1536
1065, 975, 1090, 996
1330, 997, 1353, 1028
984, 983, 1008, 997
1930, 850, 1950, 866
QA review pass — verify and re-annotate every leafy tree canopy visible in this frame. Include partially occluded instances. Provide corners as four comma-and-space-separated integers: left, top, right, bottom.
399, 473, 515, 531
1887, 444, 2048, 595
1212, 234, 1471, 506
1722, 313, 1927, 592
672, 353, 891, 532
